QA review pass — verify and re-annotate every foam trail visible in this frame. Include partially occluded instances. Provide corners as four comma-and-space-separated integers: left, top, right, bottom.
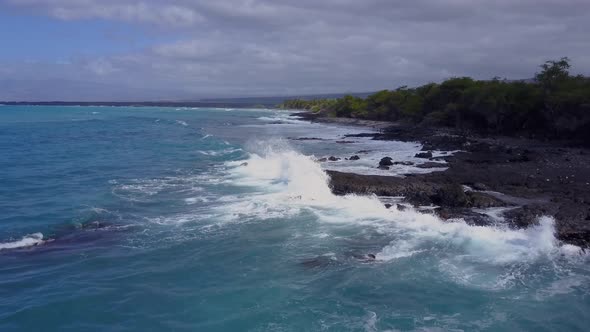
198, 148, 243, 157
0, 233, 45, 250
378, 214, 558, 264
225, 142, 581, 265
256, 115, 307, 124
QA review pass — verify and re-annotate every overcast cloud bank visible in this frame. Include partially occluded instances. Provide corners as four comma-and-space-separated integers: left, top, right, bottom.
1, 0, 589, 100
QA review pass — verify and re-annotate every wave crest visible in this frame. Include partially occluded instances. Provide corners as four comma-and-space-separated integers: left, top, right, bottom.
0, 233, 45, 250
224, 141, 580, 267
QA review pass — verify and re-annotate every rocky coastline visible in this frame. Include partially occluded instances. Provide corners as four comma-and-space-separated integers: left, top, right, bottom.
294, 111, 590, 248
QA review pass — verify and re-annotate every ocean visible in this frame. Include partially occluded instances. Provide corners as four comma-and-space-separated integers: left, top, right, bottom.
1, 105, 589, 331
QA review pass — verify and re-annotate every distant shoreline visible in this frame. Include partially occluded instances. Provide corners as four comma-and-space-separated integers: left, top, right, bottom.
0, 101, 276, 108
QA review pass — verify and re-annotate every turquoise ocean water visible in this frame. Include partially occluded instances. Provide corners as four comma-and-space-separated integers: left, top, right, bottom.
1, 105, 589, 331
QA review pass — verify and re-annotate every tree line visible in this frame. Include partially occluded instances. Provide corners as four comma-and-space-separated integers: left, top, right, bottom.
281, 58, 590, 142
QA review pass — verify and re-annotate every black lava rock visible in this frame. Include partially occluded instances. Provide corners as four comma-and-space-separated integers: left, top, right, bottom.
379, 157, 394, 166
415, 151, 433, 159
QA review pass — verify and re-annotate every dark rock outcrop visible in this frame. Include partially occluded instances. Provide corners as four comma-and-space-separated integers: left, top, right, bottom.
472, 182, 489, 191
328, 170, 507, 210
291, 137, 325, 141
416, 162, 446, 169
300, 111, 590, 247
433, 184, 469, 207
415, 151, 433, 159
435, 208, 492, 226
379, 157, 394, 166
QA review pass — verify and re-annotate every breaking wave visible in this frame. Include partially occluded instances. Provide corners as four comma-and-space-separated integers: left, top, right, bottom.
197, 148, 243, 156
0, 233, 46, 250
222, 141, 584, 270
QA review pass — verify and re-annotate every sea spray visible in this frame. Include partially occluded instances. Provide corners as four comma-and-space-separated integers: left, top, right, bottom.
0, 233, 45, 250
225, 141, 582, 267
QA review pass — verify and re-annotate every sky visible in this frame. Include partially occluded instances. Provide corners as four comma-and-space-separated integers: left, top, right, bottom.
0, 0, 589, 101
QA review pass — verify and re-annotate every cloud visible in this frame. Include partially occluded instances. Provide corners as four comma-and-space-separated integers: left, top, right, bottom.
6, 0, 205, 27
85, 58, 118, 76
2, 0, 590, 100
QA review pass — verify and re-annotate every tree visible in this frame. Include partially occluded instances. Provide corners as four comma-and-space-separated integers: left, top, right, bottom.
535, 57, 571, 91
280, 57, 590, 145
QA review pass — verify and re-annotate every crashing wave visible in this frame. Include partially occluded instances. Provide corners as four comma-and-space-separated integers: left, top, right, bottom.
0, 233, 46, 251
222, 141, 583, 267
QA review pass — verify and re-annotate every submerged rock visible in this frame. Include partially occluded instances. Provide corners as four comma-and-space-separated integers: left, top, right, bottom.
349, 155, 360, 161
300, 256, 335, 269
328, 156, 340, 161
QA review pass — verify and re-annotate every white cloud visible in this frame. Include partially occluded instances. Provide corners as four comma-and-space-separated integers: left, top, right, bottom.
153, 40, 229, 60
86, 58, 118, 76
7, 0, 205, 26
2, 0, 590, 99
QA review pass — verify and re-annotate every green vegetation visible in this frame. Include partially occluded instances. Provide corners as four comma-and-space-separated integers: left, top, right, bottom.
280, 98, 339, 112
281, 58, 590, 142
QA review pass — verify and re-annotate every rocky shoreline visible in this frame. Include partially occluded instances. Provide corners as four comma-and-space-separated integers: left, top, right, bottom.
294, 112, 590, 248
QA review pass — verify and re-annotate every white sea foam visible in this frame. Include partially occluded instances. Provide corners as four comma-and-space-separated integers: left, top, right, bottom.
252, 112, 455, 176
0, 233, 45, 250
256, 115, 307, 125
149, 213, 216, 225
364, 311, 378, 332
222, 142, 580, 271
535, 274, 589, 299
110, 176, 204, 202
473, 206, 518, 223
197, 148, 242, 156
184, 196, 210, 204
